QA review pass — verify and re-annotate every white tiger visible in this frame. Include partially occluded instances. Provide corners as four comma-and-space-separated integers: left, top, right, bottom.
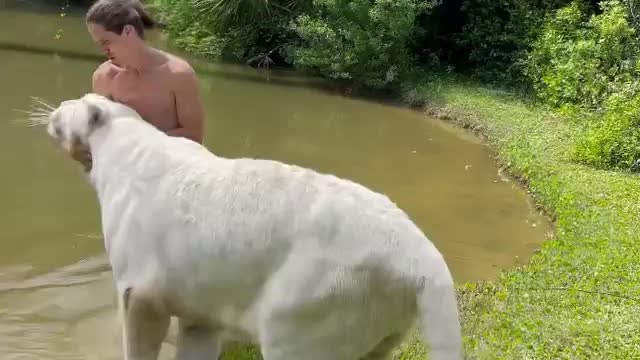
41, 93, 463, 360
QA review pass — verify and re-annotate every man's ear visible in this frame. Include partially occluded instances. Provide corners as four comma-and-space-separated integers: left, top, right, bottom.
123, 24, 134, 37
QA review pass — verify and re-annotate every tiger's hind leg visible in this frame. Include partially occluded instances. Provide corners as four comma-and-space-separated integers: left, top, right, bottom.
118, 286, 170, 360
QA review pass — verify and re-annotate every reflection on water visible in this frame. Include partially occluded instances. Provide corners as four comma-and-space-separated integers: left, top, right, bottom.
0, 254, 178, 360
0, 3, 551, 359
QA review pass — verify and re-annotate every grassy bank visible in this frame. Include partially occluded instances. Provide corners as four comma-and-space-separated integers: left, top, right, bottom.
403, 77, 640, 359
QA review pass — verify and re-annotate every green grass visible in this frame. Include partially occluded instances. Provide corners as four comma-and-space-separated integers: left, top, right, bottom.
400, 76, 640, 359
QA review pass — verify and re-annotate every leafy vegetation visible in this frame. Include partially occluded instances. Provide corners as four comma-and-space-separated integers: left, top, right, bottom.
415, 0, 575, 84
522, 0, 640, 171
149, 0, 309, 64
289, 0, 436, 89
149, 0, 439, 87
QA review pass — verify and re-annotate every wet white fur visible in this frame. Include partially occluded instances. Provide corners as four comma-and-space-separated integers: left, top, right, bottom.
45, 93, 463, 360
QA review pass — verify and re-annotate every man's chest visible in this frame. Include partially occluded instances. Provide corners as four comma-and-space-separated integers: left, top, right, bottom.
111, 71, 173, 109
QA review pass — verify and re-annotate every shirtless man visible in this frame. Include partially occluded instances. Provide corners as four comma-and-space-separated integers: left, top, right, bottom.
73, 0, 205, 170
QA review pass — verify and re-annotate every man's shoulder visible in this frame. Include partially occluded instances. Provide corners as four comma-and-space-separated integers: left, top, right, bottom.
92, 61, 118, 96
163, 52, 197, 77
160, 54, 199, 93
93, 61, 118, 81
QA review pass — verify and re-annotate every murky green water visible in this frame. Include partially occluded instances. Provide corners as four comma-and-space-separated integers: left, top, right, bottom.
0, 3, 551, 359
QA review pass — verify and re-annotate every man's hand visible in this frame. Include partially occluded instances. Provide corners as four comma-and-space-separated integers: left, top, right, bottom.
70, 143, 93, 171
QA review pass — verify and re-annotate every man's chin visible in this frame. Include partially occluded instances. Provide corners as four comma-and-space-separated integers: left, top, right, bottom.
108, 57, 122, 66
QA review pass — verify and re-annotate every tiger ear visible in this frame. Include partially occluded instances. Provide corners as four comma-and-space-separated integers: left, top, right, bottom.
87, 103, 104, 130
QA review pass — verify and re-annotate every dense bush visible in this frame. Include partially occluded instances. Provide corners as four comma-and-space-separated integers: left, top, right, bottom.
522, 0, 640, 170
572, 93, 640, 171
150, 0, 226, 58
523, 0, 640, 111
289, 0, 437, 89
149, 0, 580, 87
412, 0, 575, 83
457, 0, 565, 81
150, 0, 440, 88
149, 0, 308, 64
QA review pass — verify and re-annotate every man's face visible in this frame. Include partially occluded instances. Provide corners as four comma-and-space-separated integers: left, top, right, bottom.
87, 22, 135, 65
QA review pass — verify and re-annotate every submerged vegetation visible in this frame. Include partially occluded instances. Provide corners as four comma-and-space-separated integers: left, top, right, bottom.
135, 0, 640, 358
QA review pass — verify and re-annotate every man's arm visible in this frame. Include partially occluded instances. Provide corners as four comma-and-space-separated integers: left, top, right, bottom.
169, 65, 205, 144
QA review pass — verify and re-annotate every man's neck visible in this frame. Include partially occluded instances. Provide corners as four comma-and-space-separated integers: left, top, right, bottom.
124, 45, 157, 74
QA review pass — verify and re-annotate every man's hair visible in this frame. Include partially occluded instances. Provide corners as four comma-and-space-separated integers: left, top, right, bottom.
86, 0, 156, 38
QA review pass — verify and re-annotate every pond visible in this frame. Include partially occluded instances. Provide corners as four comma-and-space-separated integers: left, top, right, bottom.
0, 2, 551, 359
